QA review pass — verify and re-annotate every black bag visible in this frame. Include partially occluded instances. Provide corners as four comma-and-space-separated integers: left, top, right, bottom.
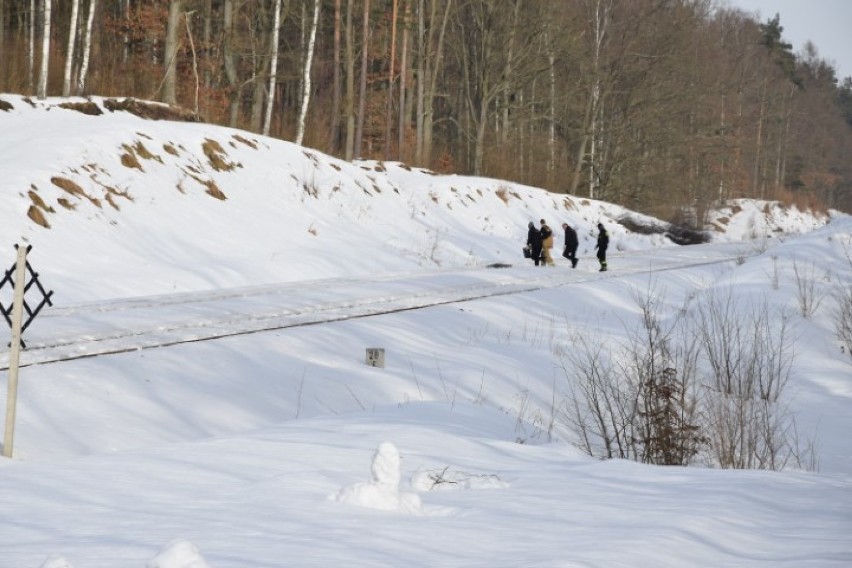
523, 245, 531, 259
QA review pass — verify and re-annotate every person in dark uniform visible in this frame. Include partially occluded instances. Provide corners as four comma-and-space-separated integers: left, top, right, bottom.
595, 222, 609, 272
561, 222, 579, 268
527, 221, 543, 266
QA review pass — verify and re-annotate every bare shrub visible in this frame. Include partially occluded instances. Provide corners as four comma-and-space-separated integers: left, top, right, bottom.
693, 290, 803, 470
792, 259, 826, 318
834, 282, 852, 357
561, 285, 814, 471
560, 284, 704, 465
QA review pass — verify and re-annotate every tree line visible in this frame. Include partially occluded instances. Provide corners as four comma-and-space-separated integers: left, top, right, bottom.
1, 0, 851, 221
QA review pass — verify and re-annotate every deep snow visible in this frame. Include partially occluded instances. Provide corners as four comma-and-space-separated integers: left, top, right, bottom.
0, 94, 849, 568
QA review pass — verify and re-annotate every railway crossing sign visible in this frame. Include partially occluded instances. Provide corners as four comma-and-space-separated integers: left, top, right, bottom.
1, 244, 54, 458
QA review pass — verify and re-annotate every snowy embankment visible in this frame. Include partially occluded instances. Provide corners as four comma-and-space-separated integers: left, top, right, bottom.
0, 94, 849, 568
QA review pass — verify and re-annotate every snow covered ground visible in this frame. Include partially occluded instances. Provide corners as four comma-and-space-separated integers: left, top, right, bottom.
0, 95, 850, 568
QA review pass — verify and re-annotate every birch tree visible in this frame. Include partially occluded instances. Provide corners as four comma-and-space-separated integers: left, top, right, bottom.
296, 0, 321, 146
262, 0, 283, 136
62, 0, 80, 97
28, 0, 36, 92
76, 0, 97, 95
37, 0, 52, 100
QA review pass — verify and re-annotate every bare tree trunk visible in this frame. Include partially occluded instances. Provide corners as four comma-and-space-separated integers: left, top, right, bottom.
354, 0, 370, 158
28, 0, 36, 92
62, 0, 79, 97
753, 79, 766, 199
0, 0, 4, 64
344, 0, 355, 160
37, 0, 52, 100
329, 0, 342, 152
76, 0, 96, 95
203, 0, 212, 88
184, 7, 199, 114
163, 0, 183, 105
414, 0, 424, 163
547, 37, 556, 181
296, 0, 320, 146
223, 0, 240, 127
422, 0, 451, 167
398, 0, 410, 159
263, 0, 283, 136
384, 0, 398, 159
250, 3, 273, 133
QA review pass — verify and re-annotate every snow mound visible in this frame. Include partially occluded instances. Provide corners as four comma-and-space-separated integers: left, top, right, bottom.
40, 555, 75, 568
146, 540, 212, 568
333, 442, 423, 514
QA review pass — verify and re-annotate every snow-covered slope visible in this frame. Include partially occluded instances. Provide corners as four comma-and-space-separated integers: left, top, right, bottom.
0, 94, 849, 568
3, 93, 820, 304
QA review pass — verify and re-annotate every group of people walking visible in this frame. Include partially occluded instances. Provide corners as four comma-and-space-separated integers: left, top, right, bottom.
525, 219, 608, 272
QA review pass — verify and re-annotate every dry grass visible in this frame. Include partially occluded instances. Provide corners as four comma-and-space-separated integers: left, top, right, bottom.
132, 140, 162, 162
232, 134, 257, 149
203, 139, 237, 172
204, 180, 227, 200
27, 205, 49, 228
0, 98, 12, 112
58, 101, 103, 116
163, 143, 180, 156
495, 186, 510, 205
120, 146, 144, 171
103, 98, 203, 122
51, 176, 86, 197
28, 190, 55, 213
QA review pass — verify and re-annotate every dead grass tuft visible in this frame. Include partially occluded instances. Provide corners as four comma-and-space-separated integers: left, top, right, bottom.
57, 198, 76, 210
163, 143, 180, 156
0, 98, 14, 112
133, 140, 162, 162
204, 180, 227, 200
232, 134, 257, 149
58, 101, 103, 116
120, 145, 144, 171
27, 205, 50, 228
51, 176, 86, 197
103, 98, 203, 122
203, 139, 237, 171
121, 152, 143, 170
29, 190, 55, 213
495, 186, 511, 205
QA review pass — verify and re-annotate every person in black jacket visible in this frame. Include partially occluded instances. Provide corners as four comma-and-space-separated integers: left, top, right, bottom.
526, 221, 543, 266
561, 222, 579, 268
595, 222, 609, 272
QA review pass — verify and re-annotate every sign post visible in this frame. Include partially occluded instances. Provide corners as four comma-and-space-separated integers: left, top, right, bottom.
3, 246, 27, 458
1, 245, 53, 458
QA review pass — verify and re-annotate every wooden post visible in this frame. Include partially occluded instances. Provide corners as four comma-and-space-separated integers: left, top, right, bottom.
3, 245, 28, 459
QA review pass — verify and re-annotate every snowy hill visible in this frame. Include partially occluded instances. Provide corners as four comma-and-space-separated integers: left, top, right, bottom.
1, 94, 828, 302
0, 94, 850, 568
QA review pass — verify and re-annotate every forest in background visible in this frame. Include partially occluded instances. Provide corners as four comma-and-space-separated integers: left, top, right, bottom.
1, 0, 851, 223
